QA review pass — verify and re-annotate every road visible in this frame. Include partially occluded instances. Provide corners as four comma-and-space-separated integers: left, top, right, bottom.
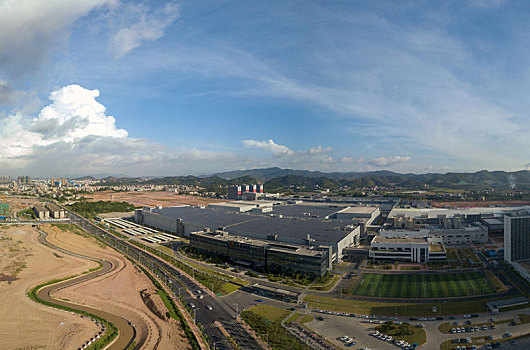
67, 210, 263, 350
37, 229, 136, 350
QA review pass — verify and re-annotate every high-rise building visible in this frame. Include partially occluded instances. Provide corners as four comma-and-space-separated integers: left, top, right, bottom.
504, 211, 530, 282
504, 211, 530, 263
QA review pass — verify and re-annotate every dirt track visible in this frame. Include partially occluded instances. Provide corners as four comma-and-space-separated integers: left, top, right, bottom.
0, 225, 99, 350
43, 224, 191, 349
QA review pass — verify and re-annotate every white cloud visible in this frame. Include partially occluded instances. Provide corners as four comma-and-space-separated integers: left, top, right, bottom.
341, 156, 364, 164
0, 0, 112, 78
0, 84, 246, 176
309, 145, 332, 154
242, 139, 295, 157
32, 85, 127, 141
109, 2, 180, 58
367, 156, 411, 167
0, 85, 126, 160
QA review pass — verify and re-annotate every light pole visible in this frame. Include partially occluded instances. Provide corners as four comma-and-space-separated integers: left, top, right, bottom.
193, 309, 197, 324
233, 303, 239, 318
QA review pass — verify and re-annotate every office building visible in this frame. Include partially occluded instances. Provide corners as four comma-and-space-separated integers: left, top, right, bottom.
369, 235, 446, 263
504, 211, 530, 282
189, 229, 331, 277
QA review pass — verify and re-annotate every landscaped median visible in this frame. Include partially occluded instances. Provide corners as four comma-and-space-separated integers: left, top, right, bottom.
240, 304, 310, 350
135, 263, 206, 350
28, 273, 118, 350
375, 321, 426, 346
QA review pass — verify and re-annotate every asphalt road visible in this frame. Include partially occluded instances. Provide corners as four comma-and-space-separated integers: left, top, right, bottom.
66, 210, 263, 350
37, 230, 136, 350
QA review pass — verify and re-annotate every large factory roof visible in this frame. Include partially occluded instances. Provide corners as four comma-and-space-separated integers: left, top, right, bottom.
336, 206, 378, 214
150, 206, 353, 243
266, 204, 340, 219
389, 206, 530, 219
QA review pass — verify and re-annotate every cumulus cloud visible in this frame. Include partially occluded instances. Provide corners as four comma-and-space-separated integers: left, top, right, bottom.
0, 84, 245, 176
367, 156, 411, 167
0, 85, 127, 159
109, 2, 180, 58
242, 139, 295, 157
32, 85, 127, 141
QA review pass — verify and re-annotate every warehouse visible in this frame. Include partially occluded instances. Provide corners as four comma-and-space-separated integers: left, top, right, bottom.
136, 205, 359, 262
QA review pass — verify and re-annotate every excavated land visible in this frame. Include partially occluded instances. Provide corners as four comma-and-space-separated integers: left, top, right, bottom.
44, 224, 192, 349
0, 225, 100, 350
86, 190, 223, 207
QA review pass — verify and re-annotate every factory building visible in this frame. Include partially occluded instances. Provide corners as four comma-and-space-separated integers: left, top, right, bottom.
481, 218, 504, 235
135, 205, 360, 262
333, 206, 380, 224
380, 225, 488, 246
504, 211, 530, 282
227, 184, 264, 200
369, 236, 446, 263
189, 229, 331, 277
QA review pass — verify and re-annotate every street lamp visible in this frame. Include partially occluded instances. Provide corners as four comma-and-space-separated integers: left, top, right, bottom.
233, 303, 239, 318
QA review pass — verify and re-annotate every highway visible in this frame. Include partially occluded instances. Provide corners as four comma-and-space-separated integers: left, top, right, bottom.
37, 230, 136, 350
67, 210, 263, 350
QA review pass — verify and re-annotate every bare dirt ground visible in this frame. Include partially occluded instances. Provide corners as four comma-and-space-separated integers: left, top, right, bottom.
2, 196, 41, 217
430, 200, 530, 208
86, 190, 223, 207
44, 224, 192, 349
0, 224, 100, 350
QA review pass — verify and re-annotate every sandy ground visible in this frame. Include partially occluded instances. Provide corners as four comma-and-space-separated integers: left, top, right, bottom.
43, 224, 192, 349
1, 196, 41, 218
0, 224, 100, 350
86, 190, 223, 207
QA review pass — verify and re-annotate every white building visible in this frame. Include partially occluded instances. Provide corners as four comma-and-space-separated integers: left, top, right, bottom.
379, 226, 488, 246
369, 236, 446, 263
334, 206, 380, 224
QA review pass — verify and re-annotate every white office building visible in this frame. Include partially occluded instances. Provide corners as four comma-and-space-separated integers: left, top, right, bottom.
369, 236, 446, 263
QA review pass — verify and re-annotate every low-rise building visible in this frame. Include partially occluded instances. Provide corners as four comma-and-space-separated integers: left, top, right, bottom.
189, 229, 331, 277
45, 203, 66, 219
33, 205, 49, 219
379, 225, 488, 246
369, 236, 446, 263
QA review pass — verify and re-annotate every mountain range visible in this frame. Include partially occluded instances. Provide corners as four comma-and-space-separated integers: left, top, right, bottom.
91, 167, 530, 191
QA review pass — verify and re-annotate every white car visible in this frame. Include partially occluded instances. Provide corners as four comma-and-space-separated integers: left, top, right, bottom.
339, 335, 349, 341
372, 331, 379, 336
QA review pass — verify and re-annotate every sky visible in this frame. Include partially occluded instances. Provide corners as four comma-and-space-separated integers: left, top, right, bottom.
2, 0, 530, 177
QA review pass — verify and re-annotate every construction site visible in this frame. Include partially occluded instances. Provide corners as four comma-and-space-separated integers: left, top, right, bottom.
0, 195, 9, 219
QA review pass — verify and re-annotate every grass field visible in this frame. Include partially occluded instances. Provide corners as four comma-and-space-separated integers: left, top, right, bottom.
304, 294, 526, 316
353, 272, 495, 298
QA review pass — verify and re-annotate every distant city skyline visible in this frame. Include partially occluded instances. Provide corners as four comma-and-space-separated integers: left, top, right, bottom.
2, 0, 530, 177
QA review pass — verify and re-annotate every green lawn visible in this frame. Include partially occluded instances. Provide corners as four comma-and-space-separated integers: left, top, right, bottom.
247, 304, 290, 323
353, 272, 495, 298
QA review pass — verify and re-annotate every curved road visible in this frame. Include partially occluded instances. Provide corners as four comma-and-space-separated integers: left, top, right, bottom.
36, 229, 136, 350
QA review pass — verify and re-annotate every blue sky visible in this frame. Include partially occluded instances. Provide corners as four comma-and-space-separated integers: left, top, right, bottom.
1, 0, 530, 177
